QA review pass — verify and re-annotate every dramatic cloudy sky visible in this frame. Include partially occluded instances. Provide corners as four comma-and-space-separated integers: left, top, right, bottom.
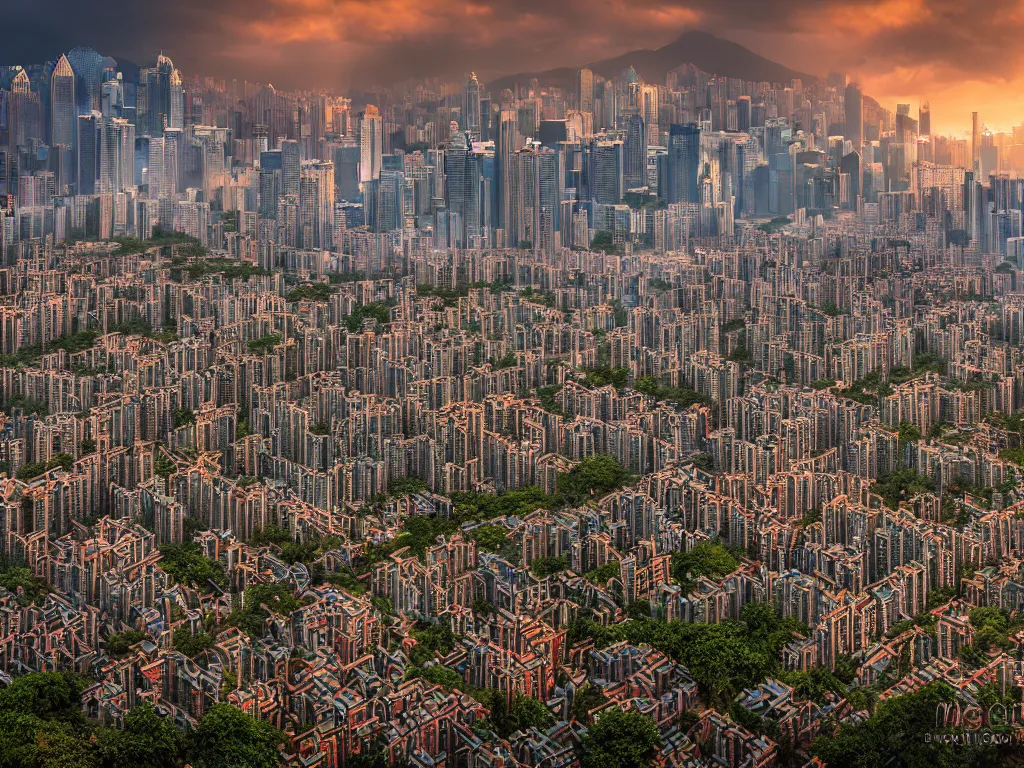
8, 0, 1024, 133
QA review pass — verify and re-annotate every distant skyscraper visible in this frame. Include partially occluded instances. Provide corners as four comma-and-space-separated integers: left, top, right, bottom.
50, 54, 76, 151
299, 160, 335, 249
162, 128, 182, 195
98, 117, 134, 194
169, 69, 184, 130
495, 110, 520, 231
100, 77, 124, 118
464, 73, 481, 137
590, 140, 624, 205
360, 105, 383, 184
577, 69, 594, 114
971, 111, 980, 171
280, 139, 300, 197
508, 142, 560, 251
844, 83, 863, 150
918, 103, 931, 139
666, 123, 700, 204
77, 111, 100, 194
144, 53, 175, 135
737, 96, 751, 133
7, 69, 41, 152
374, 169, 405, 232
330, 143, 361, 201
640, 84, 659, 146
66, 47, 105, 112
624, 114, 646, 189
259, 149, 282, 219
444, 132, 484, 247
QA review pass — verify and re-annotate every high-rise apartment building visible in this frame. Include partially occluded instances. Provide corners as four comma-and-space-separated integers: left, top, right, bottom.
844, 83, 863, 150
360, 105, 383, 184
50, 54, 77, 151
577, 68, 594, 114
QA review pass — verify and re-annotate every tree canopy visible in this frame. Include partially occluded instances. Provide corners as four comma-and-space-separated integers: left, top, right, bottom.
579, 707, 663, 768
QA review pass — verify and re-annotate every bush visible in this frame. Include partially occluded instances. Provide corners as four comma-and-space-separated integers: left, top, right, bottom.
173, 626, 215, 657
579, 708, 662, 768
107, 630, 148, 657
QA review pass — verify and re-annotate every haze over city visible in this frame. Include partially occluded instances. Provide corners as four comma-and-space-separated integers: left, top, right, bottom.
2, 3, 1024, 768
6, 0, 1024, 133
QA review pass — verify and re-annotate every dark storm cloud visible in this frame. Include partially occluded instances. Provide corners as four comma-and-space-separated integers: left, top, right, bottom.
8, 0, 1024, 130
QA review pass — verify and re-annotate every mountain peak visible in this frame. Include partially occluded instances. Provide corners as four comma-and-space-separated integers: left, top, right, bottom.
489, 29, 816, 94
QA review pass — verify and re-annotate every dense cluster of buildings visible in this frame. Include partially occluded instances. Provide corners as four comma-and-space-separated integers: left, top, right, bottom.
1, 45, 1024, 767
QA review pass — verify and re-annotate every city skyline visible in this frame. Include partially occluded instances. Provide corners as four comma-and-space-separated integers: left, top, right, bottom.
4, 6, 1024, 768
6, 1, 1024, 134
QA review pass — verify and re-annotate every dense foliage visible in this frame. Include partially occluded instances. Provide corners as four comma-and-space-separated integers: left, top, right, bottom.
569, 603, 807, 704
0, 673, 279, 768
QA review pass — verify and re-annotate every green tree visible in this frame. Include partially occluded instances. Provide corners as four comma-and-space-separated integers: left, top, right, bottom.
172, 409, 196, 429
0, 672, 94, 768
97, 703, 182, 768
153, 453, 176, 478
46, 453, 75, 472
408, 622, 457, 666
188, 703, 282, 768
571, 683, 608, 723
158, 543, 227, 592
583, 561, 620, 586
471, 524, 509, 553
404, 665, 464, 692
106, 630, 148, 658
873, 470, 936, 510
246, 334, 281, 354
0, 564, 50, 605
579, 708, 663, 768
16, 462, 47, 481
173, 626, 215, 657
507, 695, 554, 735
812, 682, 996, 767
897, 420, 922, 443
558, 455, 635, 504
225, 583, 303, 639
590, 230, 619, 254
531, 555, 569, 578
671, 541, 738, 592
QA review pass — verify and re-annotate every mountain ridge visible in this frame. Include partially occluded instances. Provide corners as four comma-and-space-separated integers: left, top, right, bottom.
488, 30, 818, 94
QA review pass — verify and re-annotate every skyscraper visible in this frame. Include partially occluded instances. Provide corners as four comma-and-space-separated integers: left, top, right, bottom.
737, 96, 752, 134
77, 112, 100, 195
666, 123, 700, 204
971, 112, 980, 172
162, 128, 182, 195
7, 69, 41, 152
259, 150, 282, 219
577, 69, 594, 114
495, 110, 520, 232
640, 84, 659, 146
169, 69, 184, 130
844, 83, 863, 150
144, 53, 175, 136
444, 132, 483, 247
50, 54, 76, 151
590, 140, 624, 205
624, 114, 646, 189
299, 160, 335, 250
98, 117, 134, 194
508, 142, 561, 251
66, 47, 104, 112
280, 139, 300, 197
918, 103, 931, 139
464, 73, 481, 138
360, 105, 383, 184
